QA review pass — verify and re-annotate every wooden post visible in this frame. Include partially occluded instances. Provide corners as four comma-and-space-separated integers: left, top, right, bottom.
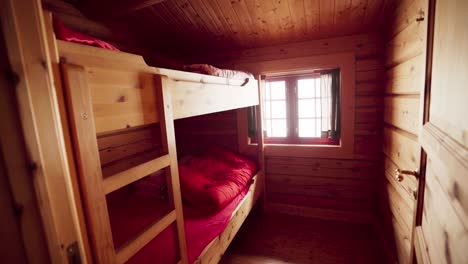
61, 63, 116, 263
256, 76, 266, 208
1, 0, 86, 262
155, 75, 189, 264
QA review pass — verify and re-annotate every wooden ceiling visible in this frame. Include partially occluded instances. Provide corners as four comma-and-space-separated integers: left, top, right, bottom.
81, 0, 389, 56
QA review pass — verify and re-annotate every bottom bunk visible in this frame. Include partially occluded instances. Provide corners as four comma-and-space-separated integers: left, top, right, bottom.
106, 147, 263, 264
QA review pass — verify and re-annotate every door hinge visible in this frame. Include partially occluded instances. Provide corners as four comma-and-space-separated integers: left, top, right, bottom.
66, 241, 81, 264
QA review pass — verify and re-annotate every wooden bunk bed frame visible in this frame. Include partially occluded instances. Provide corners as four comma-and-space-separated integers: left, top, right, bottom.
43, 10, 264, 264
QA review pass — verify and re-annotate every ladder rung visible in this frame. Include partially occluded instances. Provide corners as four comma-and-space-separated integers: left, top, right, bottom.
116, 210, 177, 264
103, 154, 171, 194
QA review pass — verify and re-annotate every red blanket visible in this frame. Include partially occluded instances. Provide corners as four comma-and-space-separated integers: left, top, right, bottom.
179, 146, 258, 211
108, 184, 251, 264
108, 147, 258, 263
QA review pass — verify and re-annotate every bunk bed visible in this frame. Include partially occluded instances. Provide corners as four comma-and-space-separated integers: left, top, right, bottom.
43, 11, 264, 264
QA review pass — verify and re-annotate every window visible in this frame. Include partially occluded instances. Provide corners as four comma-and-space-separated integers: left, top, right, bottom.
262, 69, 341, 145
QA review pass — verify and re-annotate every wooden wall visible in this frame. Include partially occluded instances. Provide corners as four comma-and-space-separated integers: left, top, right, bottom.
174, 110, 240, 158
193, 32, 385, 223
379, 0, 428, 262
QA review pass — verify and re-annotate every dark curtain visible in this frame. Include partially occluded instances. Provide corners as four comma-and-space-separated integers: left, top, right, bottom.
320, 69, 341, 139
247, 75, 265, 139
247, 106, 257, 138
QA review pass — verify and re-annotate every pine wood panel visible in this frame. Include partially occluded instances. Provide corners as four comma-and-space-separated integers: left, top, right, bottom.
201, 33, 385, 221
265, 156, 378, 214
383, 126, 420, 173
428, 0, 468, 148
189, 33, 384, 66
379, 200, 412, 262
267, 193, 375, 212
98, 125, 163, 166
62, 63, 116, 263
386, 0, 427, 40
385, 54, 425, 95
384, 95, 420, 135
379, 0, 428, 262
266, 160, 377, 180
90, 0, 389, 56
87, 68, 159, 134
1, 1, 90, 262
385, 18, 427, 67
382, 177, 414, 231
416, 1, 468, 262
0, 27, 50, 262
421, 161, 468, 264
101, 149, 163, 177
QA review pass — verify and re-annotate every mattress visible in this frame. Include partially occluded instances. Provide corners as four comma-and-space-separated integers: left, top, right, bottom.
107, 183, 251, 264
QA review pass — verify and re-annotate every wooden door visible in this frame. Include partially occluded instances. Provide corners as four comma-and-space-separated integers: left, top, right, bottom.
413, 0, 468, 263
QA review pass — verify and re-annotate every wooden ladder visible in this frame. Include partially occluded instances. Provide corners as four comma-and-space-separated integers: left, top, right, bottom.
62, 63, 188, 264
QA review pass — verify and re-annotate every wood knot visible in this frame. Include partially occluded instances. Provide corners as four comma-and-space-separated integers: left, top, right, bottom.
452, 182, 460, 201
5, 69, 20, 87
117, 95, 126, 102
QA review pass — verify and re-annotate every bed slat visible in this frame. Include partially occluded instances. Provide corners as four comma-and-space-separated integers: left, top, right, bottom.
103, 154, 170, 194
115, 210, 177, 264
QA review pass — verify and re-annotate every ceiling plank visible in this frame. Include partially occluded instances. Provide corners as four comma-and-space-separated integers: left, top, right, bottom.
82, 0, 167, 19
304, 0, 320, 37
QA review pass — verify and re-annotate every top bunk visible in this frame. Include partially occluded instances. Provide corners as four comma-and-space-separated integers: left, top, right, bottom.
54, 36, 259, 135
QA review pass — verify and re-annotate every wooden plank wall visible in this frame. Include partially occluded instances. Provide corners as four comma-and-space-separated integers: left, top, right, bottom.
379, 0, 428, 262
191, 32, 385, 222
174, 110, 240, 158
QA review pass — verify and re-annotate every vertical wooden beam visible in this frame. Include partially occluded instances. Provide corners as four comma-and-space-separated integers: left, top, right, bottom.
0, 0, 86, 262
0, 28, 49, 263
42, 10, 93, 263
256, 76, 266, 207
61, 63, 116, 263
155, 75, 189, 264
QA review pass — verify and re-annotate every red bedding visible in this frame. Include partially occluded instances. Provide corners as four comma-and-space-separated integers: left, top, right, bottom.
53, 15, 119, 51
108, 147, 258, 263
108, 181, 252, 264
179, 146, 258, 211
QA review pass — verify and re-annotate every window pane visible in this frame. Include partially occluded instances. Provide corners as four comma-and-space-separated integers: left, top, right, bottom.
264, 102, 271, 118
316, 118, 321, 137
265, 120, 272, 136
271, 101, 286, 118
271, 119, 287, 137
316, 98, 321, 117
298, 99, 316, 118
269, 81, 286, 99
298, 119, 318, 137
298, 78, 317, 98
264, 83, 271, 100
316, 78, 321, 97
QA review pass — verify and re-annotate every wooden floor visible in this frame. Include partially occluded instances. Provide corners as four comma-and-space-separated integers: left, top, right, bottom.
220, 210, 387, 264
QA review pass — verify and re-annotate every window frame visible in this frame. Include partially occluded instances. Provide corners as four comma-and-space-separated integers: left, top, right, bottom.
263, 73, 340, 145
237, 52, 355, 159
